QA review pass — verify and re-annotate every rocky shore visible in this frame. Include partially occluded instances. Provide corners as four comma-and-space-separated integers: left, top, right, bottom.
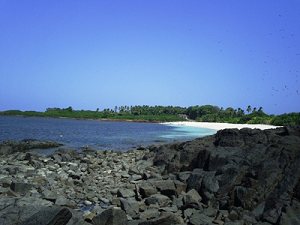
0, 127, 299, 225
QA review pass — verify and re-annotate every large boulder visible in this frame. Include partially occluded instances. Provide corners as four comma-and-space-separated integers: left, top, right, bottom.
0, 197, 53, 225
152, 127, 300, 221
92, 207, 128, 225
138, 212, 184, 225
19, 207, 72, 225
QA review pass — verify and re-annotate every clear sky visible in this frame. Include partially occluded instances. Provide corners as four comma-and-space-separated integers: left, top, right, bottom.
0, 0, 299, 114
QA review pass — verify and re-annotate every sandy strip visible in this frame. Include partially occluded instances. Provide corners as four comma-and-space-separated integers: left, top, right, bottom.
162, 121, 280, 131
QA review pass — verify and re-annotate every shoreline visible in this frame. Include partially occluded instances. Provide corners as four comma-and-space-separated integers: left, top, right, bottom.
0, 127, 299, 225
0, 114, 175, 124
161, 121, 281, 131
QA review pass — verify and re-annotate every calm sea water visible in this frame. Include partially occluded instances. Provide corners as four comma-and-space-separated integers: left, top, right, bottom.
0, 116, 216, 150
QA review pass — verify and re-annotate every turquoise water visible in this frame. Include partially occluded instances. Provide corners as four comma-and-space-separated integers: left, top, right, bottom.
160, 125, 216, 139
0, 116, 216, 150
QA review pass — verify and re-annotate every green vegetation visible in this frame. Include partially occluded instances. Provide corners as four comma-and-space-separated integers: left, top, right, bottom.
0, 106, 185, 122
0, 105, 299, 126
186, 105, 300, 126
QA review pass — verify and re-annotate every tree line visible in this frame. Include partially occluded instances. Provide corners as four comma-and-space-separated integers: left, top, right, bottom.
0, 105, 299, 125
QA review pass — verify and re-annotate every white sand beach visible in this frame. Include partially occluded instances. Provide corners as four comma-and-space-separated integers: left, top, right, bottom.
162, 121, 280, 131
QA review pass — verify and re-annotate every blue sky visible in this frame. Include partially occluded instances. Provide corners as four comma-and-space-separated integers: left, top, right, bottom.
0, 0, 299, 114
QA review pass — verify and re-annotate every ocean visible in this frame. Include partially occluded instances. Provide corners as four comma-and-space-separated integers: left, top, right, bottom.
0, 116, 216, 150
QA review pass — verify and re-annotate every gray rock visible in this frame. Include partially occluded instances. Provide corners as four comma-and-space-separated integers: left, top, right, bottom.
140, 208, 160, 220
55, 196, 74, 207
19, 207, 72, 225
177, 172, 191, 182
183, 189, 202, 208
201, 172, 219, 193
243, 214, 257, 224
99, 197, 110, 205
0, 197, 53, 225
138, 212, 184, 225
174, 180, 187, 195
10, 182, 33, 194
228, 209, 239, 221
183, 208, 197, 219
172, 196, 184, 209
42, 189, 57, 202
118, 188, 136, 198
279, 200, 300, 225
139, 183, 157, 198
262, 204, 282, 224
128, 220, 144, 225
159, 206, 178, 213
224, 221, 244, 225
120, 198, 139, 218
92, 207, 128, 225
52, 154, 62, 163
0, 139, 62, 155
189, 211, 213, 225
131, 174, 143, 181
151, 180, 176, 197
145, 194, 171, 207
203, 207, 217, 218
187, 171, 203, 193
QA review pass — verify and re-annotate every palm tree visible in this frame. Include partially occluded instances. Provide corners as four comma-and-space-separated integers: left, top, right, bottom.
246, 105, 252, 114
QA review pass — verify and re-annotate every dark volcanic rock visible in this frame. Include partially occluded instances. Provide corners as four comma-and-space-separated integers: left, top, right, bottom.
150, 180, 176, 197
92, 207, 128, 225
139, 182, 157, 198
138, 212, 184, 225
0, 197, 54, 225
10, 182, 33, 194
1, 126, 300, 225
0, 139, 62, 155
153, 126, 300, 222
19, 207, 72, 225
